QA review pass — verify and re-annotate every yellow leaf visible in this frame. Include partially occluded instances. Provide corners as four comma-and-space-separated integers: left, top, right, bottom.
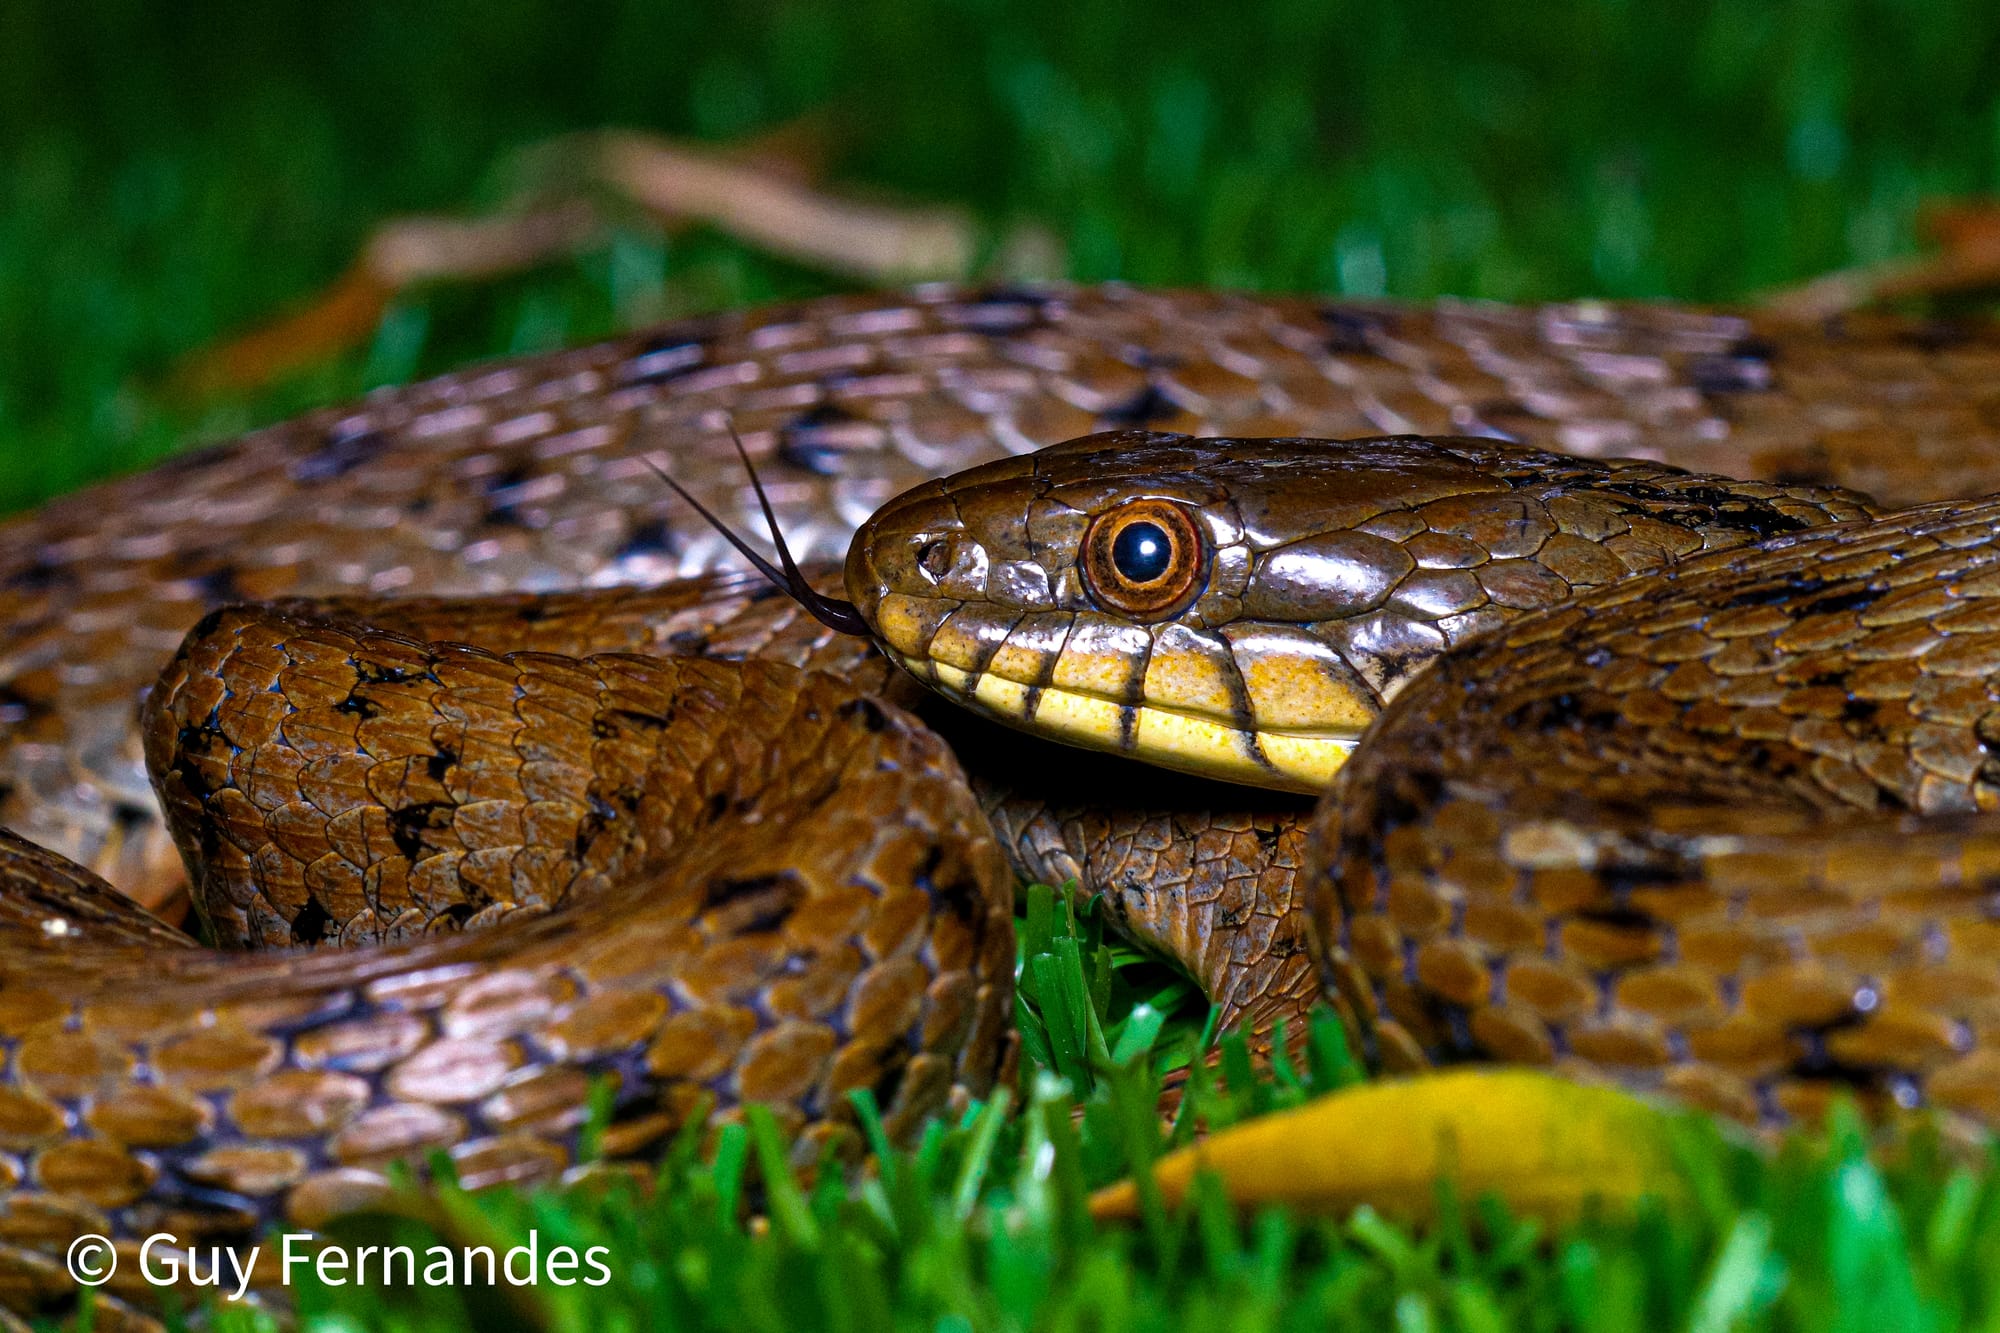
1089, 1069, 1690, 1225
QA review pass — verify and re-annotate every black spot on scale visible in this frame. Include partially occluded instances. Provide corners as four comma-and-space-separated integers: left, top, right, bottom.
1785, 1004, 1882, 1088
171, 727, 225, 804
930, 874, 987, 924
0, 684, 45, 727
191, 566, 247, 606
699, 873, 803, 934
354, 659, 426, 687
1719, 572, 1831, 612
912, 844, 983, 923
1798, 586, 1880, 618
966, 283, 1056, 306
1571, 903, 1665, 932
293, 423, 391, 483
778, 402, 865, 476
1788, 1059, 1898, 1105
139, 1178, 266, 1236
111, 801, 152, 841
1097, 380, 1180, 429
572, 792, 623, 861
1661, 486, 1810, 537
1318, 304, 1397, 356
612, 517, 676, 563
871, 1046, 912, 1109
617, 319, 724, 386
290, 895, 333, 945
2, 556, 66, 593
478, 459, 540, 530
1597, 860, 1688, 895
702, 872, 782, 908
1444, 1008, 1478, 1057
944, 286, 1059, 332
838, 696, 891, 733
333, 691, 380, 720
1265, 931, 1310, 961
169, 728, 231, 864
426, 745, 457, 783
1590, 478, 1808, 539
1686, 336, 1777, 395
387, 802, 452, 861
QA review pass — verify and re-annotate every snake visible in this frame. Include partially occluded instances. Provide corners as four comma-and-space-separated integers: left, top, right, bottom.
3, 283, 2000, 1321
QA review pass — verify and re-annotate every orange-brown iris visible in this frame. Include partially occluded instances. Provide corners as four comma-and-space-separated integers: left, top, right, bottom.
1081, 499, 1209, 619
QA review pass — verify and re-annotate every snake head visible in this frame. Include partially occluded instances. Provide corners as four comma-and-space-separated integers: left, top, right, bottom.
840, 428, 1534, 793
669, 425, 1859, 797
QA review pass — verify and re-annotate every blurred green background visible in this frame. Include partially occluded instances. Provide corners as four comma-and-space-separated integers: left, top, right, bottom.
6, 0, 2000, 513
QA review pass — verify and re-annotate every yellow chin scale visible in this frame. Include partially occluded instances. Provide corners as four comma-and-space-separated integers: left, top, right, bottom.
888, 650, 1358, 794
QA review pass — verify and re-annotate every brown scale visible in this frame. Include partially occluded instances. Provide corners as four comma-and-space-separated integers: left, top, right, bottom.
0, 590, 1013, 1327
1308, 497, 2000, 1131
1, 286, 1999, 1324
850, 428, 1872, 1043
4, 285, 1998, 906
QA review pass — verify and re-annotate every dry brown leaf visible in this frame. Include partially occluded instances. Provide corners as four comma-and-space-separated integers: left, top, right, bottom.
167, 119, 1060, 403
1760, 198, 2000, 321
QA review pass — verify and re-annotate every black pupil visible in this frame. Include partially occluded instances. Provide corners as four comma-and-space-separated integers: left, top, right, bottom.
1111, 521, 1173, 584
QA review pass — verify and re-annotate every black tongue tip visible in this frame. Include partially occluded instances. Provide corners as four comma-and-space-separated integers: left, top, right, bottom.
639, 446, 874, 640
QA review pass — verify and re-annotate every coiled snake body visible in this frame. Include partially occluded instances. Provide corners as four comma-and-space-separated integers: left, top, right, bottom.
3, 284, 2000, 1318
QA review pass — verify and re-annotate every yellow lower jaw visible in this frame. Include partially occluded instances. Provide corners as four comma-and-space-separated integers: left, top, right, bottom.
891, 651, 1357, 795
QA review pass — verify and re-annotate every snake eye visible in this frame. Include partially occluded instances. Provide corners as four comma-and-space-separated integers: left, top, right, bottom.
1112, 522, 1172, 583
1082, 499, 1208, 619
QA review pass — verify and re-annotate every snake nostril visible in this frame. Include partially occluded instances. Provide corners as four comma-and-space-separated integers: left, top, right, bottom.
916, 539, 951, 582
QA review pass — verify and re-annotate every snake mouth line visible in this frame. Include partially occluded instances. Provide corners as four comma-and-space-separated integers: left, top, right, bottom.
885, 648, 1359, 794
